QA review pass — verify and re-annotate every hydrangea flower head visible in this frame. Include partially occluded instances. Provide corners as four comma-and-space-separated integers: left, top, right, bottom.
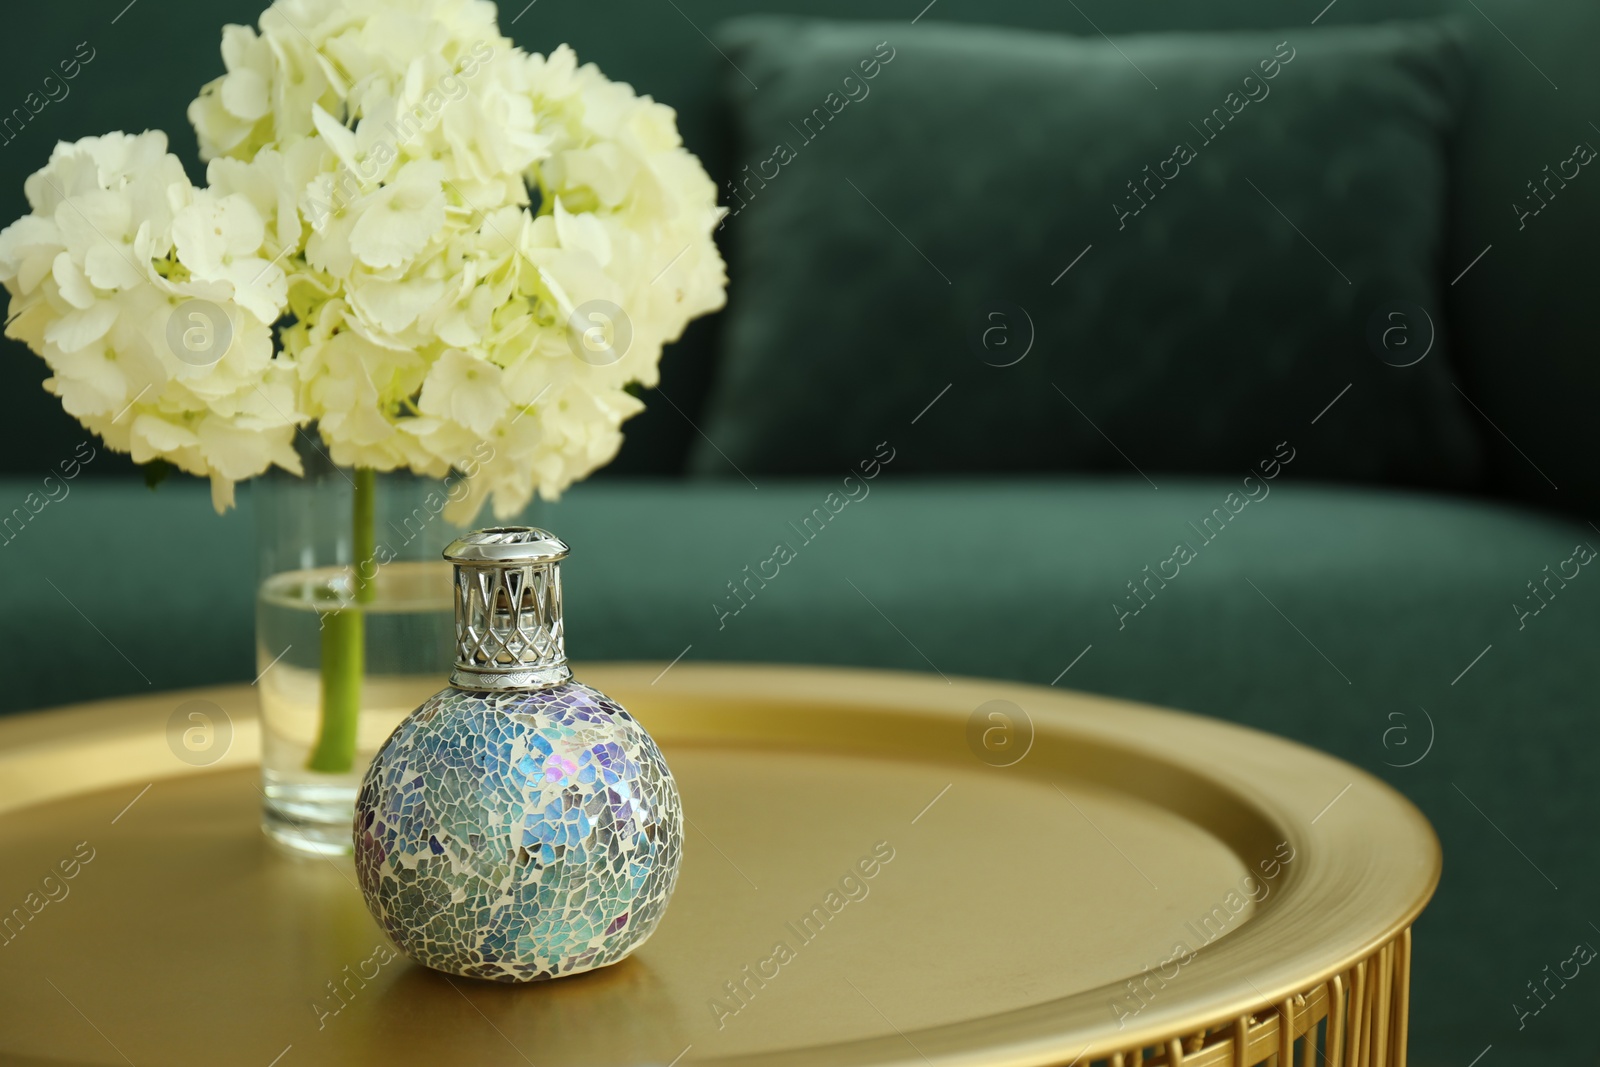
1, 0, 726, 517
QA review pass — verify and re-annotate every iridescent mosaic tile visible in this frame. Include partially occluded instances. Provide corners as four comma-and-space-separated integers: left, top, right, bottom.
354, 682, 683, 982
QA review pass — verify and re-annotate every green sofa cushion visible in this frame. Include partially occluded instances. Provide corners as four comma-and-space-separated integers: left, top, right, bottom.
690, 16, 1484, 490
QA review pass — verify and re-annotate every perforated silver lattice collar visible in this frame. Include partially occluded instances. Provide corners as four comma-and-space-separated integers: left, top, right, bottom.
443, 527, 573, 692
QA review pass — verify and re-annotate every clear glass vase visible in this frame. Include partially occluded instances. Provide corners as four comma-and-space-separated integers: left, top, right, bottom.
254, 452, 465, 855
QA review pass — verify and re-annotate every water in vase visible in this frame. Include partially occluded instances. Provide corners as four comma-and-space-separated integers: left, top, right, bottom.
256, 560, 452, 855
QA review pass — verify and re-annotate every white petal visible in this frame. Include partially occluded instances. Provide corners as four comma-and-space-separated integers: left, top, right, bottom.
349, 276, 444, 334
221, 68, 271, 121
51, 252, 96, 309
83, 243, 142, 291
349, 183, 445, 269
311, 102, 361, 175
44, 302, 117, 352
554, 199, 612, 268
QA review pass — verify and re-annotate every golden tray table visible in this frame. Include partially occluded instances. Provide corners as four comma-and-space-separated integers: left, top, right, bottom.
0, 664, 1438, 1067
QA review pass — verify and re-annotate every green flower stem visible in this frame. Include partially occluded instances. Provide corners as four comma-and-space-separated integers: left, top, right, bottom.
307, 467, 376, 774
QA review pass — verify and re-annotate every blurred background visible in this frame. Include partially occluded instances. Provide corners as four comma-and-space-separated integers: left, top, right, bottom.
2, 1, 1597, 1063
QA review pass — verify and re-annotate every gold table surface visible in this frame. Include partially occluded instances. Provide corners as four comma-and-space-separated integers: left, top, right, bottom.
0, 664, 1439, 1067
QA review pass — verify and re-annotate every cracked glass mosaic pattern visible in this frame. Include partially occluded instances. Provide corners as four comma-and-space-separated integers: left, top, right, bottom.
354, 682, 683, 982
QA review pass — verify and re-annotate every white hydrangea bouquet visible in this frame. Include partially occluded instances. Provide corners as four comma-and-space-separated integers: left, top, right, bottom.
0, 0, 725, 774
1, 0, 725, 514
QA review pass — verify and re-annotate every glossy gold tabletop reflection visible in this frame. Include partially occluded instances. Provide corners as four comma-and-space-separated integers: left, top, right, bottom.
0, 664, 1438, 1067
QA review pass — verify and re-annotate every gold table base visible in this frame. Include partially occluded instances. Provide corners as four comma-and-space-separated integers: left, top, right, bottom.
1106, 930, 1411, 1066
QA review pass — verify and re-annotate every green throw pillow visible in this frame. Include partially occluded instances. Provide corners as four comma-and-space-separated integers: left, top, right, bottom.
689, 16, 1483, 488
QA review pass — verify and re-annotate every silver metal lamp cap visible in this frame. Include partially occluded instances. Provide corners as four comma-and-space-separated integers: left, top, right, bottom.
443, 526, 572, 692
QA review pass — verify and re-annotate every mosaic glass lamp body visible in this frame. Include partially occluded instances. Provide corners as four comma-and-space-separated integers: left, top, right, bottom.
354, 527, 683, 982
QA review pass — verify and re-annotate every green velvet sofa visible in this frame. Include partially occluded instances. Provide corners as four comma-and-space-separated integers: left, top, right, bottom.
2, 1, 1597, 1064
